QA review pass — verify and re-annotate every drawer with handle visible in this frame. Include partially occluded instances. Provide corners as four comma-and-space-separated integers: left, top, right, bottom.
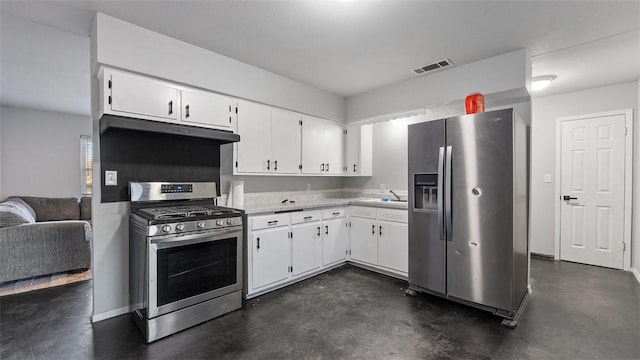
291, 210, 322, 225
322, 208, 345, 219
251, 213, 290, 230
349, 206, 376, 219
378, 209, 408, 223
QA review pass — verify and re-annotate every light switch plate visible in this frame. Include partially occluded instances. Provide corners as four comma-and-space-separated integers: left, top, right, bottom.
543, 174, 552, 183
105, 170, 118, 186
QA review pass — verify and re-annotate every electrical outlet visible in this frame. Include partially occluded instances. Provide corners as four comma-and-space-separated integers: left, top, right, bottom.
105, 170, 118, 186
543, 174, 552, 183
306, 183, 311, 191
380, 184, 385, 193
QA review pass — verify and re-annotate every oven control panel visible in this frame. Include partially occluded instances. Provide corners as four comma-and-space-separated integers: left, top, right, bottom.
161, 184, 193, 193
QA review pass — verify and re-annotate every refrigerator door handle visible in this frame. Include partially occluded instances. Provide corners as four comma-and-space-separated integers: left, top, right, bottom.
438, 146, 445, 241
445, 145, 453, 242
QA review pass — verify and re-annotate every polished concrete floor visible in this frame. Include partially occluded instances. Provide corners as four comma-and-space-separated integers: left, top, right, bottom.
1, 258, 639, 359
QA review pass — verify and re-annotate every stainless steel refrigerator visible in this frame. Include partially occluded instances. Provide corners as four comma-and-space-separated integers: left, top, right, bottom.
407, 108, 529, 326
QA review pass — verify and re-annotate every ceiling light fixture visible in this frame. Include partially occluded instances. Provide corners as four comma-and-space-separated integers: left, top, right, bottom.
531, 75, 557, 92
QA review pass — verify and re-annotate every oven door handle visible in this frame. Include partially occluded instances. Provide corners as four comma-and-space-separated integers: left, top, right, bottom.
150, 227, 242, 247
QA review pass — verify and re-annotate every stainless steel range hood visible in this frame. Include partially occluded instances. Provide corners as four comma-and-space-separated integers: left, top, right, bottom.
99, 114, 240, 143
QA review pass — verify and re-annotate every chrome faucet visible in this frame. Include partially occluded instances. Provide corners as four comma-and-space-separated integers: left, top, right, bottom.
389, 190, 402, 201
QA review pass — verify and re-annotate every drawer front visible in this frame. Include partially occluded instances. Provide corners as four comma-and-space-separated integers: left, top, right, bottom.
291, 210, 322, 224
322, 208, 346, 220
378, 209, 408, 223
251, 213, 290, 230
349, 206, 376, 219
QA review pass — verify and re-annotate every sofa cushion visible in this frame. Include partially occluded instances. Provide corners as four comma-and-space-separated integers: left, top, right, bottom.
0, 200, 36, 228
80, 197, 91, 221
3, 197, 37, 220
18, 197, 80, 221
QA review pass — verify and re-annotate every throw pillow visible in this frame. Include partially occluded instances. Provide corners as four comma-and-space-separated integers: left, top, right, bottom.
3, 197, 37, 220
0, 200, 37, 228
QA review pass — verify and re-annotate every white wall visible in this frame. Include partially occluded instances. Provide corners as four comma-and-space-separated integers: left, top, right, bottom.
0, 106, 92, 199
345, 49, 530, 122
0, 111, 3, 196
530, 81, 638, 256
90, 13, 347, 320
634, 78, 640, 279
93, 13, 344, 122
343, 102, 531, 192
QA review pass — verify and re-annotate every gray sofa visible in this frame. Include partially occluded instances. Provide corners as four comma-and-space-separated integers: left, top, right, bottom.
0, 196, 92, 283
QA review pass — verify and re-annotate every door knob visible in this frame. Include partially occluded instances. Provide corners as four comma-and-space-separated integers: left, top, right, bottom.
563, 195, 578, 201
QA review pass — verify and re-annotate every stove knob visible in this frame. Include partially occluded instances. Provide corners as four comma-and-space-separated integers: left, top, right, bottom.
216, 219, 224, 226
227, 219, 233, 225
161, 225, 172, 233
197, 222, 206, 229
175, 224, 185, 232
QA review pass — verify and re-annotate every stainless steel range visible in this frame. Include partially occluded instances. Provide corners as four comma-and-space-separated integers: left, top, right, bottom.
129, 182, 243, 343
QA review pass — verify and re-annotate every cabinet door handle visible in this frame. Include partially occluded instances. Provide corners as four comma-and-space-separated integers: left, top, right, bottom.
326, 163, 330, 172
379, 226, 382, 236
185, 104, 190, 118
267, 220, 278, 226
353, 164, 357, 173
168, 101, 173, 115
256, 237, 260, 250
321, 163, 325, 172
274, 160, 278, 171
317, 226, 321, 236
267, 159, 271, 170
372, 225, 375, 235
325, 225, 329, 235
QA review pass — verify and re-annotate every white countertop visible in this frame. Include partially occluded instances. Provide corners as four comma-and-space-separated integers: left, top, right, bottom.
242, 197, 408, 214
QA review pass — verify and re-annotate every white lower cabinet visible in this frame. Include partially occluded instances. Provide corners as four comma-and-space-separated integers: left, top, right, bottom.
349, 217, 378, 265
348, 207, 408, 276
291, 222, 322, 276
251, 227, 291, 289
246, 205, 407, 298
246, 207, 347, 298
322, 217, 348, 266
377, 220, 409, 273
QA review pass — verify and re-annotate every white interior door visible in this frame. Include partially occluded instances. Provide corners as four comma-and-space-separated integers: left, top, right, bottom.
560, 114, 626, 269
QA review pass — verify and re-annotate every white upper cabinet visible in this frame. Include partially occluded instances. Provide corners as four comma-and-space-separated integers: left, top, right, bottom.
235, 101, 302, 174
344, 124, 372, 176
180, 89, 234, 130
301, 116, 344, 175
101, 67, 238, 132
301, 116, 326, 175
324, 122, 344, 175
271, 109, 302, 174
236, 101, 272, 173
108, 70, 179, 121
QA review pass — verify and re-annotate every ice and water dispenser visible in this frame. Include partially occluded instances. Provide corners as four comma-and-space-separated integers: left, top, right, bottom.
414, 173, 438, 211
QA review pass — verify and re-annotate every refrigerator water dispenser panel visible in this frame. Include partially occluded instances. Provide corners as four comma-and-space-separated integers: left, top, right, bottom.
414, 173, 438, 211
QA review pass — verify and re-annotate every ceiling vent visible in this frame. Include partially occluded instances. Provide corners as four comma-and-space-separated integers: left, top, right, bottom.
412, 58, 453, 75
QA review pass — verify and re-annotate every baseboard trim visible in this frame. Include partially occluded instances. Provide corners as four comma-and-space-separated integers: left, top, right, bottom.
632, 267, 640, 284
531, 253, 555, 260
91, 305, 129, 323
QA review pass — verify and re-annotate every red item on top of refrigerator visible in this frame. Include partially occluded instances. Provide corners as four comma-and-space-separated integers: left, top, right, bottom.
465, 93, 485, 114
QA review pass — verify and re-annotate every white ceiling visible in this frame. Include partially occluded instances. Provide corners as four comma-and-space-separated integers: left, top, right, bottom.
1, 1, 639, 117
